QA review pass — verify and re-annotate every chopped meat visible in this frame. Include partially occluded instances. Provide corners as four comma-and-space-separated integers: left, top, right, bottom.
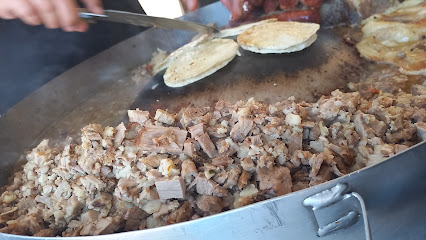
257, 167, 292, 196
411, 85, 426, 96
116, 178, 141, 201
328, 143, 356, 166
412, 108, 426, 122
230, 117, 253, 142
291, 150, 312, 167
181, 159, 198, 183
180, 107, 210, 128
415, 122, 426, 141
124, 207, 149, 231
189, 123, 205, 138
16, 197, 37, 215
250, 135, 263, 146
154, 109, 175, 125
125, 122, 143, 140
196, 195, 224, 214
292, 169, 310, 192
134, 126, 187, 154
353, 112, 388, 138
80, 217, 119, 236
211, 156, 233, 167
223, 167, 241, 189
128, 109, 150, 126
81, 210, 99, 224
238, 170, 251, 190
140, 154, 167, 169
155, 176, 186, 200
80, 175, 105, 194
216, 138, 238, 156
310, 165, 333, 186
152, 201, 179, 219
146, 169, 162, 181
82, 124, 103, 141
65, 195, 83, 222
195, 132, 217, 158
317, 90, 360, 121
34, 228, 58, 237
114, 122, 126, 147
194, 176, 229, 197
3, 79, 425, 237
88, 192, 112, 210
165, 202, 193, 225
288, 129, 303, 154
183, 138, 198, 157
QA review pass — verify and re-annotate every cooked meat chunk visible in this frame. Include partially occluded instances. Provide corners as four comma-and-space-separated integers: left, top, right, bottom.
310, 165, 333, 186
250, 135, 263, 146
412, 85, 426, 96
353, 112, 387, 138
212, 156, 233, 167
415, 122, 426, 141
288, 129, 303, 154
166, 202, 193, 225
155, 109, 175, 125
134, 126, 187, 153
196, 195, 224, 214
238, 170, 251, 190
189, 123, 205, 138
230, 117, 253, 142
140, 154, 167, 169
195, 132, 217, 158
194, 176, 229, 197
155, 176, 186, 200
183, 138, 198, 157
124, 207, 149, 231
16, 197, 37, 215
114, 122, 126, 147
65, 195, 83, 222
180, 107, 210, 128
82, 124, 103, 141
181, 159, 198, 183
128, 109, 150, 125
116, 178, 141, 201
257, 167, 292, 196
80, 217, 119, 236
80, 175, 105, 194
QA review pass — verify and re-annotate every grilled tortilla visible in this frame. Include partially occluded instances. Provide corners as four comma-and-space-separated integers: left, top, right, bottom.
237, 21, 320, 54
152, 34, 213, 75
216, 18, 277, 38
164, 38, 239, 87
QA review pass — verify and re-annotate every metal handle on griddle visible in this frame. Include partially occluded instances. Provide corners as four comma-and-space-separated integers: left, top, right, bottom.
303, 183, 371, 240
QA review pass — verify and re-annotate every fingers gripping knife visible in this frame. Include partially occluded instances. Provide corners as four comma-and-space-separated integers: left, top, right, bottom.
303, 183, 371, 239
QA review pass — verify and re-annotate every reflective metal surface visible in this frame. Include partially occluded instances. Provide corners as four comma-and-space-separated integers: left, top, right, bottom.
0, 2, 425, 240
80, 9, 219, 33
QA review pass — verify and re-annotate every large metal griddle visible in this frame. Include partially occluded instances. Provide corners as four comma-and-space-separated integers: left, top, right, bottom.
0, 2, 425, 239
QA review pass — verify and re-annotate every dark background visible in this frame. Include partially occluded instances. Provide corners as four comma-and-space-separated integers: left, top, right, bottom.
0, 0, 216, 116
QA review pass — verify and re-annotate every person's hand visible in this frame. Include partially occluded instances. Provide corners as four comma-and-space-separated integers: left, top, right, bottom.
181, 0, 198, 12
0, 0, 103, 32
220, 0, 264, 20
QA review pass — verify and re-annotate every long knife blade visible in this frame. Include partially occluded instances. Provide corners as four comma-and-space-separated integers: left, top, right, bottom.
79, 10, 219, 33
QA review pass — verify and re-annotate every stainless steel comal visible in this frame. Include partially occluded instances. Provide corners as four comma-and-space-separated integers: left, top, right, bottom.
0, 2, 425, 239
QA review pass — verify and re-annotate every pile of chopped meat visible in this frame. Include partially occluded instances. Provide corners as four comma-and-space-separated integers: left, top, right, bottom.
0, 87, 425, 237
